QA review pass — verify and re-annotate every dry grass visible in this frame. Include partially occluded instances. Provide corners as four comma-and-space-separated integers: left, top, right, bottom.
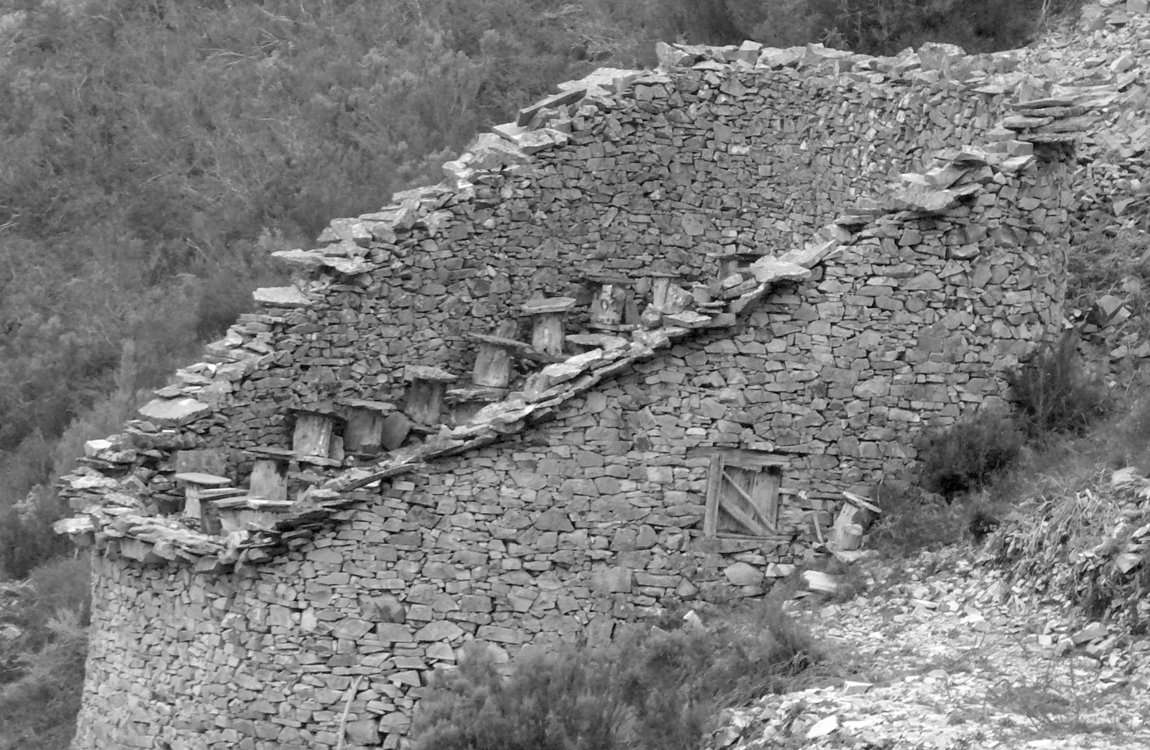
983, 651, 1126, 737
984, 391, 1150, 625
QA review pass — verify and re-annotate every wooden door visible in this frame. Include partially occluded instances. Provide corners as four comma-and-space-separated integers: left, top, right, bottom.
705, 454, 781, 537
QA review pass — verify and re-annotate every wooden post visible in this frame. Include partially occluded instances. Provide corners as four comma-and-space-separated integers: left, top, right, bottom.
650, 274, 674, 312
213, 497, 294, 535
521, 297, 576, 356
830, 491, 881, 551
567, 332, 627, 353
581, 273, 633, 328
471, 320, 519, 388
174, 472, 234, 525
404, 365, 458, 425
292, 410, 338, 460
248, 458, 288, 502
340, 399, 396, 455
647, 272, 691, 314
709, 250, 764, 283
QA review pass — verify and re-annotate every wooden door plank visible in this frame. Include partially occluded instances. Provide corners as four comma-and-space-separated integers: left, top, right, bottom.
722, 468, 775, 531
704, 454, 723, 537
749, 470, 780, 532
718, 493, 766, 535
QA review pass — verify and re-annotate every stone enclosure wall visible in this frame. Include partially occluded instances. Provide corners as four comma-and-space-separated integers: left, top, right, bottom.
62, 41, 1082, 750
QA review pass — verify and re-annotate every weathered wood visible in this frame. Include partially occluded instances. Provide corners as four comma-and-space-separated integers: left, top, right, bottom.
703, 454, 723, 537
175, 472, 232, 523
404, 366, 457, 425
588, 283, 627, 326
249, 458, 288, 502
720, 469, 776, 532
344, 408, 387, 454
709, 250, 765, 281
530, 315, 566, 356
830, 493, 879, 550
292, 413, 335, 459
706, 453, 782, 538
522, 297, 575, 357
471, 320, 518, 387
405, 380, 447, 425
718, 490, 766, 536
650, 275, 673, 312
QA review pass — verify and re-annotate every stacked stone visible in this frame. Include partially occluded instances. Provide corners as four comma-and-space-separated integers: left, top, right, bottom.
95, 39, 1082, 471
62, 40, 1087, 750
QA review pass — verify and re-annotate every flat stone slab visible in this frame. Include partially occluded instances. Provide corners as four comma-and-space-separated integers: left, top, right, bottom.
779, 239, 841, 269
1010, 96, 1079, 110
1018, 131, 1088, 143
174, 472, 232, 487
322, 256, 373, 275
253, 286, 312, 308
579, 271, 633, 285
517, 88, 586, 126
271, 249, 327, 267
888, 184, 962, 213
748, 257, 813, 284
1002, 114, 1055, 130
466, 332, 533, 353
521, 296, 577, 315
567, 333, 629, 350
339, 398, 396, 413
244, 446, 296, 460
138, 397, 211, 427
663, 311, 713, 328
405, 365, 457, 382
446, 386, 508, 403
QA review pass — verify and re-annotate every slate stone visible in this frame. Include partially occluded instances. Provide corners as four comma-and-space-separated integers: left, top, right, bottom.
138, 398, 212, 427
724, 562, 764, 586
415, 621, 464, 642
253, 286, 312, 307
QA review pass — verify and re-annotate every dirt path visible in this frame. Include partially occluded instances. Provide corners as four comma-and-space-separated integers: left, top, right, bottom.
710, 548, 1150, 749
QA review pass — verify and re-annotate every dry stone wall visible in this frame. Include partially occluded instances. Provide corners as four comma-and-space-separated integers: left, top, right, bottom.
63, 41, 1085, 750
144, 45, 1026, 462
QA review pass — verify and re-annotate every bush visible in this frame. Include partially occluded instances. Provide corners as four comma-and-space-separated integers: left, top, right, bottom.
411, 601, 819, 750
1008, 331, 1110, 437
0, 609, 88, 750
0, 556, 90, 750
868, 482, 993, 553
916, 411, 1025, 498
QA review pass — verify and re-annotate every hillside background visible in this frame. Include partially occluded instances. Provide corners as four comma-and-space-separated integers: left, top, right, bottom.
0, 1, 1080, 748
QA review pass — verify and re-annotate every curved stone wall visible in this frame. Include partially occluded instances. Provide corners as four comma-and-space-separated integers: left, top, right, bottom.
63, 41, 1081, 750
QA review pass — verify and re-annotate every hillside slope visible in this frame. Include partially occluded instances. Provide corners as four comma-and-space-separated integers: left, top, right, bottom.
710, 4, 1150, 748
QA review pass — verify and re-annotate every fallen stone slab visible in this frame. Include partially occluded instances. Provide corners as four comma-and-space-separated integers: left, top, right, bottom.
253, 286, 312, 308
138, 397, 212, 428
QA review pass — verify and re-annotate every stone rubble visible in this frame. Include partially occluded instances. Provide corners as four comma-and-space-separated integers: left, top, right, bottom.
709, 547, 1150, 750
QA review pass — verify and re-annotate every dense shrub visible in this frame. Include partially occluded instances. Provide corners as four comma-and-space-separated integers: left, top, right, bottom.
1007, 331, 1110, 437
0, 608, 87, 750
916, 411, 1025, 498
867, 482, 998, 553
0, 555, 90, 750
411, 600, 818, 750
